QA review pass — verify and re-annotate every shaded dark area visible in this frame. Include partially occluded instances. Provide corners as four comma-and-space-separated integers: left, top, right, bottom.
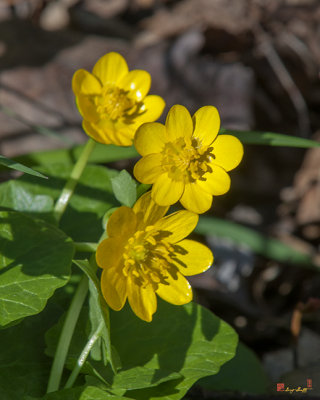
0, 0, 319, 398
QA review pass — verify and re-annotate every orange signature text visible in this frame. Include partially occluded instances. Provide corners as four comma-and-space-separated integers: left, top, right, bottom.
277, 380, 313, 394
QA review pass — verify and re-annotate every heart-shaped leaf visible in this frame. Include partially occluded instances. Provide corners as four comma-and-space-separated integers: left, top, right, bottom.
0, 211, 74, 327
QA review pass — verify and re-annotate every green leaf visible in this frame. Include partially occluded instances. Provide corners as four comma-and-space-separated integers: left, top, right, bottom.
110, 301, 238, 399
220, 128, 320, 148
111, 170, 137, 207
196, 216, 319, 271
10, 143, 139, 169
112, 367, 181, 391
0, 163, 120, 242
0, 181, 54, 219
197, 342, 269, 394
87, 269, 119, 372
88, 280, 109, 363
0, 210, 74, 327
45, 301, 237, 399
0, 298, 65, 400
27, 386, 133, 400
0, 155, 47, 178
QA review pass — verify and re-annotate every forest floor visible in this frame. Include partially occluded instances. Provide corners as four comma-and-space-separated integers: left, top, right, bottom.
0, 0, 320, 398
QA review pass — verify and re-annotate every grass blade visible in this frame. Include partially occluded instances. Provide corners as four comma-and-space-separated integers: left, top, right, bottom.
0, 155, 47, 178
196, 216, 319, 271
220, 128, 320, 148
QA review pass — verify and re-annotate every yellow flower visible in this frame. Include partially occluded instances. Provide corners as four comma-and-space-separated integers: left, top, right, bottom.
72, 52, 165, 146
133, 105, 243, 213
96, 192, 213, 322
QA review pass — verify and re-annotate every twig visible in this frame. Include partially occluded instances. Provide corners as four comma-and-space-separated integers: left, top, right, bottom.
255, 26, 310, 137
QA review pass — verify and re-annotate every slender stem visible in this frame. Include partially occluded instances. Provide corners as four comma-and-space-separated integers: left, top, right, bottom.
64, 321, 104, 389
74, 242, 98, 253
54, 139, 96, 222
46, 275, 89, 393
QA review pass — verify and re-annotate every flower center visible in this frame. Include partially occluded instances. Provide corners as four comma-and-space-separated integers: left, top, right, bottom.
123, 228, 187, 289
94, 85, 139, 120
162, 137, 214, 183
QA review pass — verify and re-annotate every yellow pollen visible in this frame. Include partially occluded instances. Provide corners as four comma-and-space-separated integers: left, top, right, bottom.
94, 85, 137, 120
162, 137, 214, 182
123, 229, 184, 289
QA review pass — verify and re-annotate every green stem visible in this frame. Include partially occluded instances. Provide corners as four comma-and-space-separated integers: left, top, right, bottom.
74, 242, 98, 253
46, 275, 89, 393
64, 321, 104, 389
54, 139, 96, 222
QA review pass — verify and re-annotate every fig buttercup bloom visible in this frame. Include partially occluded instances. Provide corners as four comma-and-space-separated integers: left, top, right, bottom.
96, 192, 213, 322
72, 52, 165, 146
133, 105, 244, 213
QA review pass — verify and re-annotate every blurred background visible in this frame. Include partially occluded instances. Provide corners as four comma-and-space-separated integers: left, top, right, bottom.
0, 0, 320, 397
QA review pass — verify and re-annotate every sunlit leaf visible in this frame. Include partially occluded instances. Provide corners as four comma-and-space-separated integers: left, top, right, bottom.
0, 155, 47, 178
45, 300, 237, 399
26, 386, 132, 400
10, 143, 139, 169
112, 301, 238, 400
0, 163, 120, 242
73, 259, 120, 373
111, 170, 137, 207
0, 211, 74, 327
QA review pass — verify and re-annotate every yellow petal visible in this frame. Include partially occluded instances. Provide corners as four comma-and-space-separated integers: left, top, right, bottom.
198, 163, 231, 195
153, 210, 198, 243
119, 70, 151, 102
165, 105, 193, 141
106, 119, 135, 146
85, 119, 133, 146
101, 267, 127, 311
133, 191, 169, 228
133, 154, 163, 184
212, 134, 244, 171
152, 173, 184, 206
175, 239, 213, 276
82, 120, 115, 144
156, 272, 192, 305
107, 206, 137, 238
180, 182, 212, 213
92, 52, 128, 85
96, 237, 125, 269
77, 96, 100, 122
127, 279, 157, 322
72, 69, 102, 96
137, 95, 165, 124
134, 122, 167, 156
192, 106, 220, 146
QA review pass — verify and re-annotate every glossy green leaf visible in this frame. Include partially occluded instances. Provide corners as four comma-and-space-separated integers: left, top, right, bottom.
0, 181, 54, 220
112, 367, 182, 391
27, 386, 133, 400
0, 211, 74, 327
11, 143, 139, 169
87, 268, 118, 372
0, 163, 120, 242
45, 306, 180, 392
111, 301, 238, 399
220, 128, 320, 148
45, 301, 237, 399
0, 155, 47, 178
111, 170, 137, 207
196, 216, 319, 271
198, 342, 269, 394
0, 300, 64, 400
